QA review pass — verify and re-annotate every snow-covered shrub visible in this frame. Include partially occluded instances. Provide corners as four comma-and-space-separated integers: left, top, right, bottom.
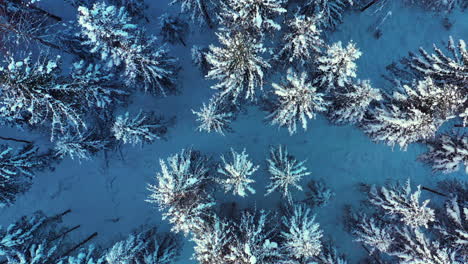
0, 144, 50, 207
281, 205, 323, 260
78, 3, 179, 96
225, 210, 281, 263
277, 13, 324, 65
419, 133, 468, 174
217, 148, 259, 197
159, 14, 188, 46
317, 41, 361, 90
219, 0, 287, 34
369, 179, 435, 228
112, 111, 167, 146
328, 79, 382, 125
0, 54, 86, 140
54, 132, 109, 161
265, 145, 310, 204
206, 31, 270, 102
302, 0, 354, 30
146, 149, 214, 235
303, 179, 335, 208
267, 69, 328, 135
170, 0, 216, 28
192, 95, 235, 136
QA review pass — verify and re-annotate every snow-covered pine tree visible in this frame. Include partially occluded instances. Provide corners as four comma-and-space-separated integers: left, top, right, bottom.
206, 31, 270, 102
435, 196, 468, 256
1, 210, 181, 264
146, 149, 215, 235
169, 0, 216, 28
112, 111, 167, 146
267, 69, 328, 135
68, 60, 128, 112
191, 45, 210, 76
277, 13, 324, 65
78, 2, 179, 96
225, 210, 281, 263
102, 228, 180, 264
0, 54, 86, 140
315, 243, 348, 264
217, 148, 259, 197
353, 215, 394, 254
303, 179, 335, 208
317, 41, 361, 91
191, 216, 233, 264
54, 132, 109, 161
0, 210, 74, 263
369, 179, 435, 228
67, 0, 147, 19
0, 0, 61, 48
0, 144, 49, 207
393, 37, 468, 88
419, 133, 468, 174
192, 94, 235, 135
391, 227, 461, 264
363, 77, 465, 150
159, 14, 188, 46
265, 145, 310, 204
302, 0, 354, 30
363, 104, 438, 150
6, 242, 58, 264
403, 77, 456, 128
112, 0, 147, 20
328, 79, 382, 125
281, 204, 323, 261
219, 0, 287, 35
58, 245, 101, 264
351, 179, 467, 263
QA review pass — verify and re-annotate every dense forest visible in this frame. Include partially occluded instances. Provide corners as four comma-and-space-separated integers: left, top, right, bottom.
0, 0, 466, 263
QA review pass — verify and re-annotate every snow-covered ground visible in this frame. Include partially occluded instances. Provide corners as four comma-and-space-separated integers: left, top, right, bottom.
0, 1, 466, 263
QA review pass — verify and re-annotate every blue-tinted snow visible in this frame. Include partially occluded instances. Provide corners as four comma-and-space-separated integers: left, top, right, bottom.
0, 1, 466, 263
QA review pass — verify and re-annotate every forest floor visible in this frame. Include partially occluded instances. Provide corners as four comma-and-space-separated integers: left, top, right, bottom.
0, 1, 467, 263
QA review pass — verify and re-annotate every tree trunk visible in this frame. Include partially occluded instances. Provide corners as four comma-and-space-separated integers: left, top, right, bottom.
422, 186, 447, 197
60, 232, 98, 258
50, 225, 81, 242
0, 136, 32, 144
361, 0, 379, 12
